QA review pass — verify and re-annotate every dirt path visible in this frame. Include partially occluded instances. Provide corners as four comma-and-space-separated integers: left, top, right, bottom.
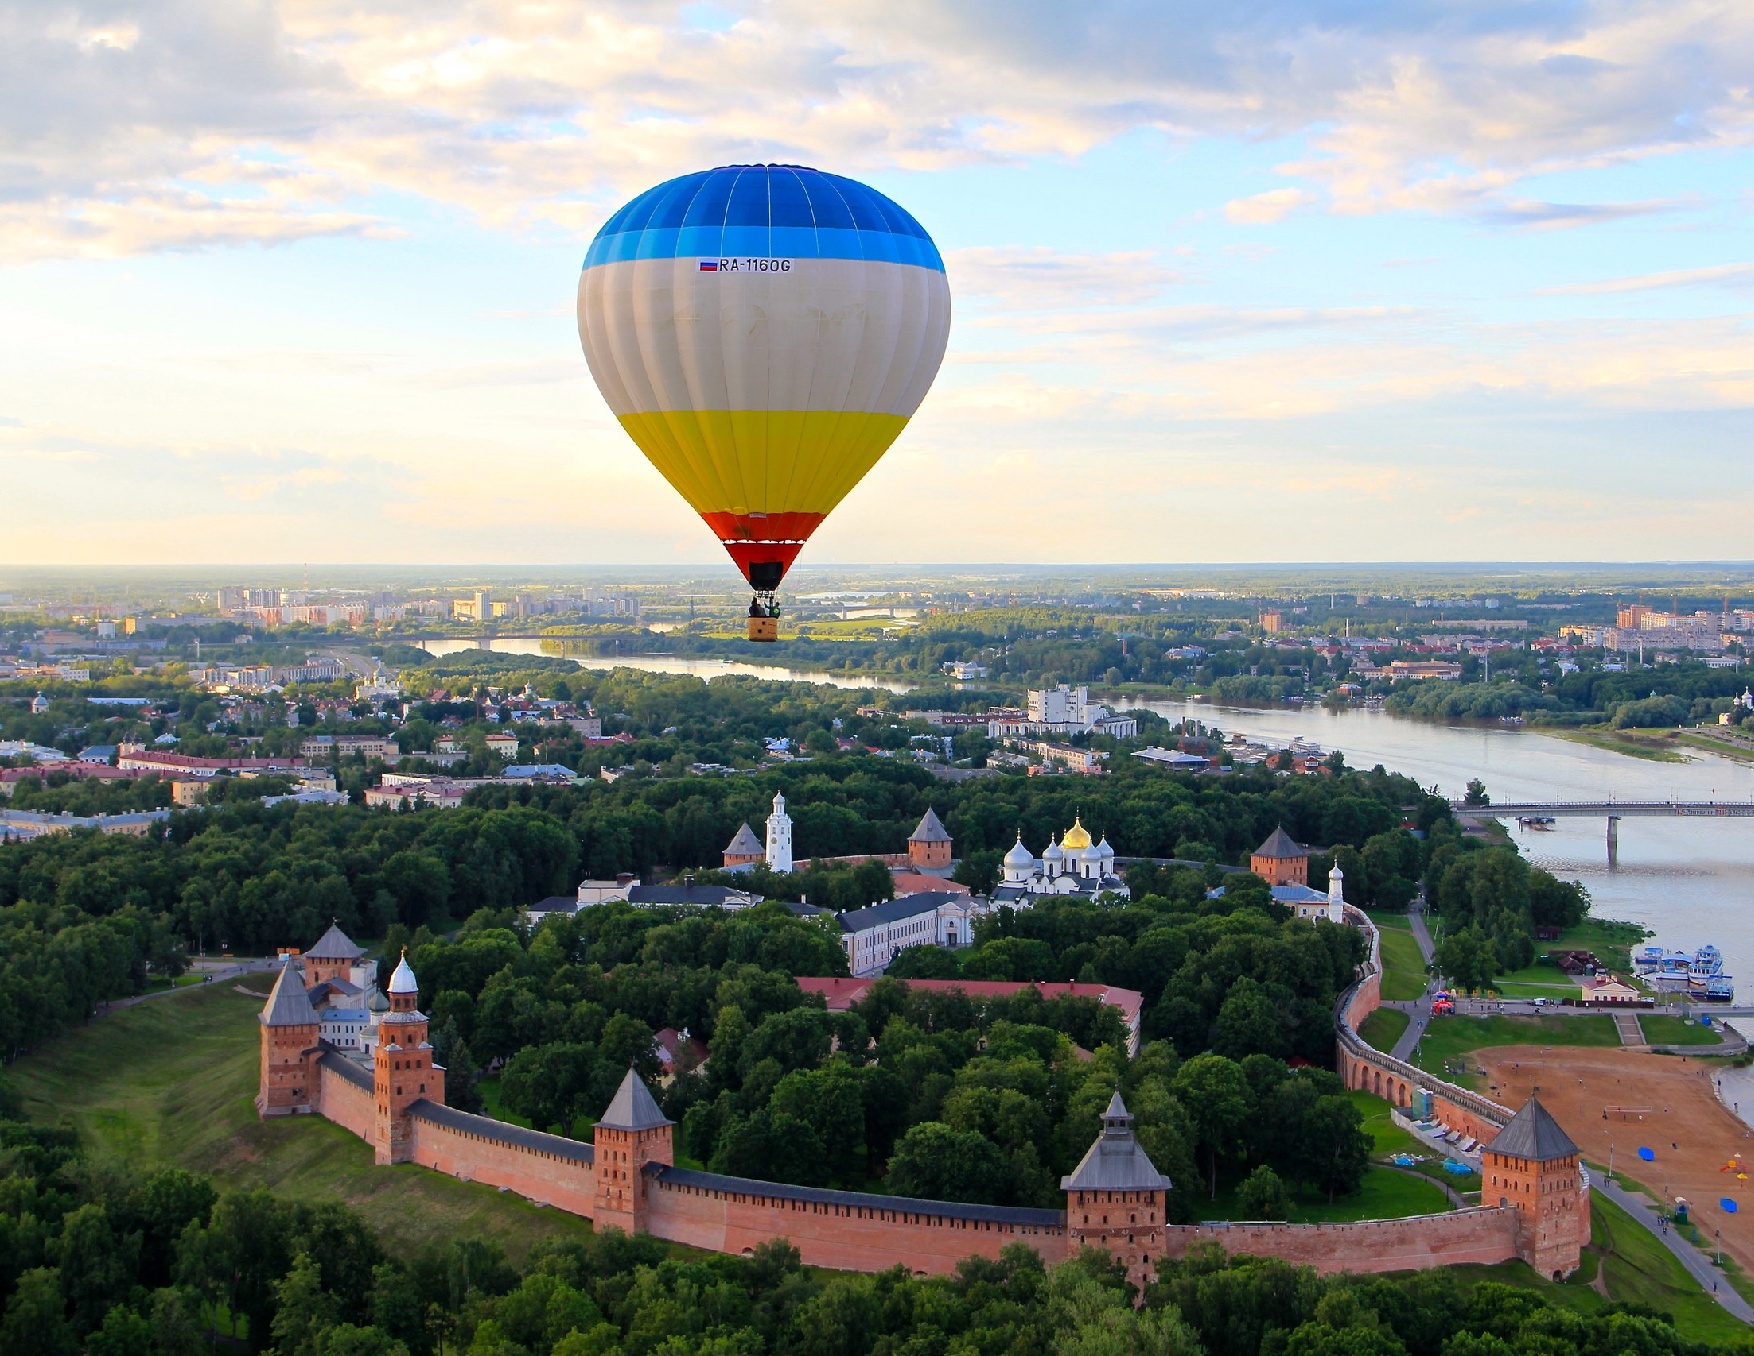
1478, 1045, 1754, 1276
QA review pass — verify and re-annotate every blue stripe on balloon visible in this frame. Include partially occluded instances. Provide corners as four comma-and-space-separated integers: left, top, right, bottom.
585, 226, 943, 271
584, 165, 944, 272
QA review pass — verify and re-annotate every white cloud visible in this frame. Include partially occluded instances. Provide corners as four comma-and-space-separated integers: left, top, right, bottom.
1225, 188, 1317, 225
1535, 263, 1754, 295
3, 1, 1752, 258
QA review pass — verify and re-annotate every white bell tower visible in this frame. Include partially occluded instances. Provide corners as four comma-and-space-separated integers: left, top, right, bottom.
765, 791, 793, 874
1327, 863, 1346, 925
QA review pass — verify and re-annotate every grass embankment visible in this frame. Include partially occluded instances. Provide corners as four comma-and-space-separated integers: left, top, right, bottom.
1540, 727, 1689, 763
1366, 912, 1429, 1002
1637, 1015, 1727, 1047
1675, 729, 1754, 764
1358, 1008, 1410, 1054
1411, 1015, 1620, 1087
7, 984, 594, 1262
1586, 1191, 1751, 1343
1451, 1194, 1747, 1341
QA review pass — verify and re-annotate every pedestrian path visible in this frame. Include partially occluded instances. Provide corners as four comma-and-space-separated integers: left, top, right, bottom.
1614, 1012, 1646, 1047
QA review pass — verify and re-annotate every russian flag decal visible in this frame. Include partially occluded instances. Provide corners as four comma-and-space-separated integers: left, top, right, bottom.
698, 259, 719, 271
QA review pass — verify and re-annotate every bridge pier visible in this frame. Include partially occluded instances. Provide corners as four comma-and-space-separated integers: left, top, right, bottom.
1607, 815, 1620, 868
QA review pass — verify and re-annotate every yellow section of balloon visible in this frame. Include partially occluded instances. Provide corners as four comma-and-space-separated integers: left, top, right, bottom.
615, 409, 912, 519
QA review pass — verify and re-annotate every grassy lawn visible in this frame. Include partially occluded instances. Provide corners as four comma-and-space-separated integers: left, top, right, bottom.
1637, 1014, 1726, 1047
6, 983, 595, 1262
1203, 1164, 1452, 1225
1349, 1089, 1418, 1155
1374, 923, 1430, 1002
1358, 1007, 1410, 1054
1409, 1014, 1621, 1086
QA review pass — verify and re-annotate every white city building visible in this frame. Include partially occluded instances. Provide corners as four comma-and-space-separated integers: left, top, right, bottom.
837, 891, 985, 977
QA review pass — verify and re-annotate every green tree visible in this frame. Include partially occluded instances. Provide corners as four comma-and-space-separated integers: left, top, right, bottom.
273, 1251, 341, 1356
887, 1122, 1012, 1204
1172, 1056, 1252, 1198
1236, 1165, 1292, 1221
0, 1267, 76, 1356
1463, 780, 1489, 807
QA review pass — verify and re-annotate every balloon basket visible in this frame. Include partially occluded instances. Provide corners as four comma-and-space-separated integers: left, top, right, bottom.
747, 615, 778, 642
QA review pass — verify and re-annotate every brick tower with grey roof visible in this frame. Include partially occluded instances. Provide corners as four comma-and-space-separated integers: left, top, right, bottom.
592, 1069, 674, 1234
1483, 1094, 1583, 1279
256, 958, 321, 1118
303, 920, 364, 989
1062, 1092, 1172, 1290
722, 822, 765, 869
1250, 825, 1309, 887
908, 807, 953, 870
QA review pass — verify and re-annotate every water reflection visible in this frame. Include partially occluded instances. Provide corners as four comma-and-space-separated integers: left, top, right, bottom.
414, 637, 916, 694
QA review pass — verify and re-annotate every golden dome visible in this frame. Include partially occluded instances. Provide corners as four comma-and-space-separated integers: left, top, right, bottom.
1060, 816, 1092, 851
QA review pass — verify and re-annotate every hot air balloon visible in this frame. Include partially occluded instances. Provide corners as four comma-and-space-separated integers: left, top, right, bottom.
577, 165, 951, 640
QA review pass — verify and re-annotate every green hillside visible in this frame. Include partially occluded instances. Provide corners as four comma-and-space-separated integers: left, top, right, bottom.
6, 982, 593, 1261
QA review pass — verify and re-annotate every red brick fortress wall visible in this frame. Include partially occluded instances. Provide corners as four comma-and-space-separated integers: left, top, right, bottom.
317, 1061, 376, 1141
1168, 1209, 1519, 1274
645, 1172, 1070, 1275
409, 1106, 597, 1215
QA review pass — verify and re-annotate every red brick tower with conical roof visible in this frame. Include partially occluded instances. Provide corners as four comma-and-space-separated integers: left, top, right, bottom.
257, 959, 321, 1117
592, 1069, 673, 1234
372, 950, 444, 1165
909, 808, 953, 870
1484, 1094, 1584, 1279
1062, 1092, 1172, 1290
303, 920, 364, 989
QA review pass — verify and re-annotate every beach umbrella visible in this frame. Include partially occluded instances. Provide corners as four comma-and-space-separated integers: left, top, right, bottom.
578, 164, 951, 639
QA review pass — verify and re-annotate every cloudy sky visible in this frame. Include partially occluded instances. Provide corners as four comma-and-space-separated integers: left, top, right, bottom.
2, 0, 1750, 566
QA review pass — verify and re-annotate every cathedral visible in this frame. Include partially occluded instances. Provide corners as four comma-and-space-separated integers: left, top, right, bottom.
991, 817, 1130, 905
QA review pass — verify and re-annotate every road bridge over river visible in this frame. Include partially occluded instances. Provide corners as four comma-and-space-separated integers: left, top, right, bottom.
1452, 800, 1754, 864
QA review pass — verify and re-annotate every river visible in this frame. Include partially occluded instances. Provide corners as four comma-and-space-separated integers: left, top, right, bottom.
414, 637, 916, 694
1121, 698, 1754, 999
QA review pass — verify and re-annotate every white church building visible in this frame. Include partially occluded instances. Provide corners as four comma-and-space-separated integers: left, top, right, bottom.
990, 817, 1131, 905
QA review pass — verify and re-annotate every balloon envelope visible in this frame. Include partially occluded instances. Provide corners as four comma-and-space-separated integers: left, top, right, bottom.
578, 165, 952, 589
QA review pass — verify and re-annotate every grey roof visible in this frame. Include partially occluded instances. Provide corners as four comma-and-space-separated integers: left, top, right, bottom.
596, 1069, 671, 1131
910, 808, 952, 843
1271, 884, 1329, 904
1253, 826, 1307, 860
317, 1050, 373, 1090
1488, 1094, 1578, 1163
837, 892, 960, 932
259, 960, 320, 1027
653, 1165, 1064, 1227
1061, 1092, 1173, 1192
724, 822, 764, 856
306, 921, 364, 960
628, 884, 754, 907
786, 900, 829, 917
528, 896, 580, 916
410, 1100, 595, 1164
